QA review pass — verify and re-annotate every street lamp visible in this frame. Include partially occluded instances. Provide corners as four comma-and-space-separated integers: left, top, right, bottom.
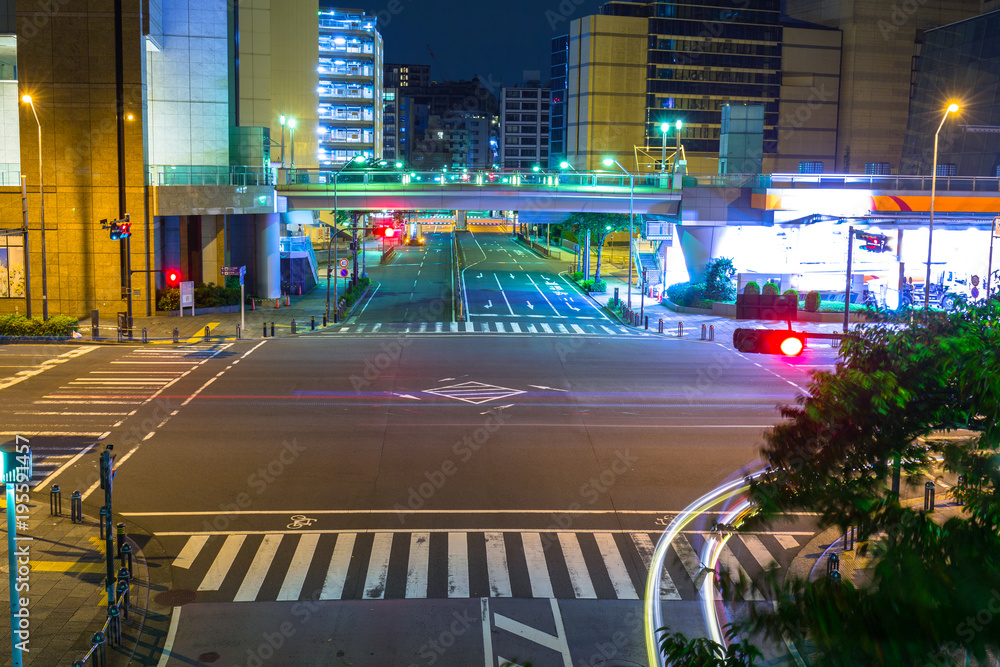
925, 102, 960, 310
287, 118, 297, 170
603, 157, 635, 309
327, 154, 368, 319
660, 122, 669, 173
559, 161, 578, 172
279, 115, 287, 167
21, 94, 47, 320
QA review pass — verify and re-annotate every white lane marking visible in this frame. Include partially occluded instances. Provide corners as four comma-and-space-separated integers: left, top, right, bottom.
198, 534, 246, 591
570, 324, 586, 334
556, 324, 569, 334
718, 543, 765, 600
509, 322, 522, 333
481, 598, 494, 667
173, 535, 209, 569
630, 532, 681, 600
363, 533, 393, 599
448, 532, 470, 598
493, 601, 573, 663
156, 608, 181, 667
450, 322, 459, 333
35, 440, 101, 490
671, 533, 705, 586
521, 532, 554, 598
494, 273, 515, 315
775, 534, 800, 549
541, 323, 553, 334
484, 532, 512, 597
526, 274, 561, 315
557, 533, 597, 599
494, 322, 506, 333
277, 533, 320, 601
0, 346, 98, 392
320, 533, 356, 600
594, 533, 638, 600
740, 534, 779, 570
406, 533, 430, 598
234, 535, 283, 602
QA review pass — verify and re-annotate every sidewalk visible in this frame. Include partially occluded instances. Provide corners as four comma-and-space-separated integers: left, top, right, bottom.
0, 491, 157, 665
80, 242, 384, 343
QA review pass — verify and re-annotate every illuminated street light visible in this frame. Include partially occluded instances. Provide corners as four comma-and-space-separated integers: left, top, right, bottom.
660, 122, 669, 173
559, 161, 578, 172
21, 94, 47, 320
603, 157, 635, 310
279, 115, 288, 167
288, 118, 298, 169
925, 102, 960, 310
327, 155, 369, 318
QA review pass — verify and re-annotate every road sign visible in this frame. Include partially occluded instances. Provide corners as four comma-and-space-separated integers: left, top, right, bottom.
0, 440, 31, 484
972, 275, 980, 287
340, 269, 349, 277
180, 281, 195, 317
221, 266, 246, 277
338, 258, 349, 269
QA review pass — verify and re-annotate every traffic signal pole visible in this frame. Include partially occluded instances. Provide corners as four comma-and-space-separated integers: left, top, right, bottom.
844, 226, 854, 334
114, 0, 133, 338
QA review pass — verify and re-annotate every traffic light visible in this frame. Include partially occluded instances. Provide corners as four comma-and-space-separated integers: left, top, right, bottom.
109, 222, 122, 240
733, 328, 805, 356
165, 269, 181, 288
857, 232, 889, 253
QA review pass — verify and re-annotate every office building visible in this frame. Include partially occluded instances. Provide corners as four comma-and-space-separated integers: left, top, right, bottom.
397, 79, 499, 169
501, 85, 551, 170
901, 9, 1000, 177
549, 35, 569, 169
316, 7, 383, 166
385, 63, 430, 89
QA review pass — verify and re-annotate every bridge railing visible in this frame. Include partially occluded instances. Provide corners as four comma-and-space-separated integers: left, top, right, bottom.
761, 173, 1000, 192
148, 165, 274, 187
277, 169, 674, 191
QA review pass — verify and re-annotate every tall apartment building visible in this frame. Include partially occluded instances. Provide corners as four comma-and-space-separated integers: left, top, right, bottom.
549, 36, 569, 169
397, 79, 499, 169
501, 85, 551, 170
385, 63, 430, 89
316, 7, 383, 166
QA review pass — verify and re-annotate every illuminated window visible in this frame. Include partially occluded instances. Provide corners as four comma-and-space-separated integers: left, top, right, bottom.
798, 161, 824, 174
865, 162, 892, 175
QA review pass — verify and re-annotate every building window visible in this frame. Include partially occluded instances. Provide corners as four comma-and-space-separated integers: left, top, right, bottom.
936, 163, 957, 177
0, 235, 25, 298
865, 162, 892, 175
798, 161, 824, 174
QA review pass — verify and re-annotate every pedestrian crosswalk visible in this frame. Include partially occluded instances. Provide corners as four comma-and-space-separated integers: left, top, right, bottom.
163, 529, 805, 604
319, 321, 654, 337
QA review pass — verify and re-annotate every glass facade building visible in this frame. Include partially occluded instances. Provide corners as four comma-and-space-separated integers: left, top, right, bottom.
901, 10, 1000, 177
317, 7, 383, 166
549, 35, 568, 169
645, 0, 782, 156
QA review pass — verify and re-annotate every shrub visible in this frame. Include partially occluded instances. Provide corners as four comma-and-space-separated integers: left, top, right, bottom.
743, 281, 760, 296
762, 282, 779, 297
156, 282, 242, 312
571, 271, 584, 282
783, 289, 799, 301
580, 279, 607, 293
666, 281, 707, 307
702, 257, 737, 301
805, 290, 821, 312
0, 314, 78, 337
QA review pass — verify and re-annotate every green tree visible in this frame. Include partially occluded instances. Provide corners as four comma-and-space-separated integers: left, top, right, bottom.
702, 257, 737, 301
563, 212, 630, 282
738, 303, 1000, 665
658, 627, 762, 666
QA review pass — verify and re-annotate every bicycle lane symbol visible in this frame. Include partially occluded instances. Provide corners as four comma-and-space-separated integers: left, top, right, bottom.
287, 515, 317, 529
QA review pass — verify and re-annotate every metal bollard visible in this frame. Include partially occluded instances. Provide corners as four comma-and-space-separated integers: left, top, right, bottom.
71, 490, 83, 523
108, 606, 122, 646
826, 552, 840, 577
91, 631, 107, 667
142, 327, 148, 343
263, 322, 268, 338
709, 325, 715, 341
323, 313, 328, 327
236, 325, 241, 340
658, 319, 664, 334
830, 570, 842, 585
311, 316, 316, 331
334, 311, 339, 324
50, 485, 62, 516
99, 506, 108, 539
678, 321, 684, 338
844, 525, 855, 552
291, 319, 297, 335
204, 325, 211, 340
118, 566, 132, 611
270, 322, 275, 337
173, 327, 179, 343
924, 481, 935, 512
92, 323, 99, 340
701, 324, 707, 340
644, 316, 649, 330
117, 326, 123, 343
120, 543, 133, 576
116, 522, 126, 557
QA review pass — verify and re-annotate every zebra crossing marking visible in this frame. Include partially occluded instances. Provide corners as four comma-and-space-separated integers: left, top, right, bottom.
277, 533, 319, 601
741, 534, 779, 570
448, 532, 470, 598
406, 533, 430, 598
363, 533, 393, 599
521, 532, 554, 598
595, 533, 638, 600
485, 532, 512, 598
320, 533, 354, 600
630, 532, 681, 600
173, 535, 208, 569
234, 535, 282, 602
199, 534, 245, 591
557, 533, 597, 599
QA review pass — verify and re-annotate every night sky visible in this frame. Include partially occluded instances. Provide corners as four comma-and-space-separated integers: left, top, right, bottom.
345, 0, 609, 88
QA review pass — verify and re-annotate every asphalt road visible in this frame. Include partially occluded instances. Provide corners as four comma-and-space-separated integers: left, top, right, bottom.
355, 231, 453, 324
0, 235, 841, 666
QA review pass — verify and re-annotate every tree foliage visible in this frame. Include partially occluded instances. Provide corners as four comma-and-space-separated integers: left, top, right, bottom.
562, 212, 631, 282
702, 257, 737, 301
658, 627, 762, 666
738, 302, 1000, 665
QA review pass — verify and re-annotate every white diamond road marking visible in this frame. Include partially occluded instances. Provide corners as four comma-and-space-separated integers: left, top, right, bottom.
422, 381, 526, 405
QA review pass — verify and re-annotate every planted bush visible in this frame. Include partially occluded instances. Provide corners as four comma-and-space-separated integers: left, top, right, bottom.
762, 282, 779, 297
0, 314, 79, 337
666, 281, 707, 307
571, 271, 584, 282
743, 281, 760, 296
702, 257, 737, 301
805, 290, 821, 312
783, 289, 799, 301
156, 282, 242, 312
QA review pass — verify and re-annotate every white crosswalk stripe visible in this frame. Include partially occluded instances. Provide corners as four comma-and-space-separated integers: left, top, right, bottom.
315, 321, 654, 337
164, 530, 799, 603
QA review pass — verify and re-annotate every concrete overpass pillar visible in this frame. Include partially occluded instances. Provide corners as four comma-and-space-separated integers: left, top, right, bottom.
255, 213, 281, 299
455, 211, 467, 231
677, 226, 726, 282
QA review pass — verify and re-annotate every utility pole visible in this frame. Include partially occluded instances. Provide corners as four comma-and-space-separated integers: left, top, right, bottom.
114, 0, 133, 337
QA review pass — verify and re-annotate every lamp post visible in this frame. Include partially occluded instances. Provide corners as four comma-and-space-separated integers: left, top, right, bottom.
279, 115, 287, 167
327, 155, 367, 319
604, 157, 635, 309
925, 102, 959, 310
660, 122, 669, 173
288, 118, 297, 170
21, 95, 47, 320
674, 119, 683, 167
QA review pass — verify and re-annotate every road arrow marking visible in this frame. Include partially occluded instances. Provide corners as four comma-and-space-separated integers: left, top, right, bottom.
394, 393, 421, 400
510, 273, 516, 280
477, 273, 483, 279
485, 300, 494, 309
527, 302, 534, 310
439, 378, 456, 382
528, 385, 567, 392
480, 404, 515, 415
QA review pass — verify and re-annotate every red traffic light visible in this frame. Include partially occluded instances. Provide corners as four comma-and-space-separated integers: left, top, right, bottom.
165, 269, 181, 287
733, 328, 805, 356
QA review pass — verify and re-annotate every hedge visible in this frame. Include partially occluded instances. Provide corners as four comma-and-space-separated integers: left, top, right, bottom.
805, 290, 821, 312
157, 282, 242, 312
761, 282, 779, 297
0, 314, 79, 337
667, 281, 707, 307
743, 281, 760, 296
